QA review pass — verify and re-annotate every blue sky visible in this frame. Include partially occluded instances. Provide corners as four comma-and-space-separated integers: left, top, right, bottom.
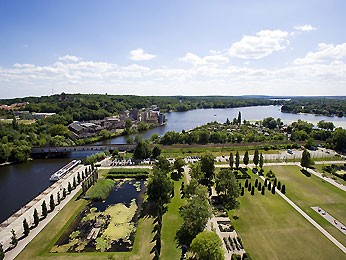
1, 0, 346, 98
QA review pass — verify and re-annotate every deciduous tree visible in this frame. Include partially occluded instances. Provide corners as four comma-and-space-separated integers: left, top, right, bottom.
190, 231, 224, 260
215, 169, 240, 210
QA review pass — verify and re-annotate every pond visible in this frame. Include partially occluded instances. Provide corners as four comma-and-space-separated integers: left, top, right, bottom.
52, 180, 146, 253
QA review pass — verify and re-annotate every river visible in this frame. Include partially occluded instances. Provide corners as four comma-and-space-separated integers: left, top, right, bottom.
98, 105, 346, 144
0, 105, 345, 222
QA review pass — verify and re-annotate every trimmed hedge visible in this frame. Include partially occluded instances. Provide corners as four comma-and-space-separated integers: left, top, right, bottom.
107, 173, 148, 180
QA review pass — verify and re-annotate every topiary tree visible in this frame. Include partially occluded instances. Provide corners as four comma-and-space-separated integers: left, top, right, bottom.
247, 182, 252, 192
255, 179, 258, 188
235, 151, 240, 169
23, 218, 30, 237
268, 182, 272, 191
33, 208, 39, 227
271, 185, 276, 194
0, 242, 4, 260
50, 194, 55, 212
68, 182, 72, 193
281, 184, 286, 194
258, 182, 262, 191
63, 187, 67, 198
259, 153, 264, 170
274, 178, 277, 187
41, 201, 47, 218
57, 192, 60, 205
243, 150, 249, 167
264, 178, 268, 187
73, 176, 77, 188
277, 181, 281, 190
10, 229, 17, 248
253, 149, 259, 167
245, 179, 248, 188
251, 186, 255, 196
261, 186, 265, 195
229, 152, 234, 170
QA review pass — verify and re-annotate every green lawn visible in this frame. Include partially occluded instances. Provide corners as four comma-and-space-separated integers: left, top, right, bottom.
263, 165, 346, 246
160, 174, 186, 260
16, 192, 155, 260
229, 171, 345, 260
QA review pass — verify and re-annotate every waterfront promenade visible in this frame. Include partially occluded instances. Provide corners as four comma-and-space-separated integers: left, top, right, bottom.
0, 164, 87, 255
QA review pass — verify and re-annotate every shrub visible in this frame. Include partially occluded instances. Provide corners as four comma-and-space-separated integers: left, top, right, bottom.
258, 182, 262, 191
251, 186, 255, 196
281, 184, 286, 194
268, 182, 272, 191
277, 181, 281, 190
271, 185, 276, 194
261, 186, 265, 195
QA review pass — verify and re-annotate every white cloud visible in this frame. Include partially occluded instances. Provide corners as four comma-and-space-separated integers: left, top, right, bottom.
294, 24, 317, 31
129, 48, 156, 61
1, 53, 346, 98
229, 30, 289, 59
180, 52, 229, 66
58, 55, 82, 62
293, 43, 346, 65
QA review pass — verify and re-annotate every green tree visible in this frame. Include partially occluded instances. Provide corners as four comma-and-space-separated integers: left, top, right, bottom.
261, 186, 265, 195
125, 118, 132, 133
147, 169, 174, 206
229, 152, 234, 170
237, 111, 241, 125
215, 169, 240, 210
155, 156, 171, 173
23, 218, 30, 237
235, 151, 240, 169
133, 140, 151, 160
251, 186, 255, 195
271, 185, 276, 194
259, 153, 264, 170
190, 162, 204, 184
253, 149, 259, 167
243, 150, 249, 167
63, 188, 67, 198
10, 229, 17, 248
68, 182, 72, 192
200, 153, 215, 187
301, 149, 312, 169
151, 145, 161, 159
332, 128, 346, 151
41, 201, 47, 218
281, 184, 286, 194
176, 194, 212, 246
0, 242, 4, 260
33, 208, 39, 227
190, 231, 225, 260
174, 157, 185, 173
49, 194, 55, 211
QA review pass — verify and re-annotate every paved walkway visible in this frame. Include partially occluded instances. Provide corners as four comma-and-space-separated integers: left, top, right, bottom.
312, 207, 346, 235
256, 172, 346, 254
1, 165, 87, 260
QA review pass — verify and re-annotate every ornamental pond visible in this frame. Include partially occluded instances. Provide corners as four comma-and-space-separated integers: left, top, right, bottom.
52, 180, 146, 253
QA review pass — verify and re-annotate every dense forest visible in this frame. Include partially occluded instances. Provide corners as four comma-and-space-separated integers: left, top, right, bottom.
0, 94, 279, 121
281, 97, 346, 117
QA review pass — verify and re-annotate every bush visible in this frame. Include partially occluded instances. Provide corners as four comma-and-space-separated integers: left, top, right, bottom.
281, 184, 286, 194
85, 179, 115, 201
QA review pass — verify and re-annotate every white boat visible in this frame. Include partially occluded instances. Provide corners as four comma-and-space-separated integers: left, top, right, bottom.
49, 160, 81, 181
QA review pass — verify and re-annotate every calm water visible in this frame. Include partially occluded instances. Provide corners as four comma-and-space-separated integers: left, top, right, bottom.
99, 105, 346, 144
1, 105, 345, 222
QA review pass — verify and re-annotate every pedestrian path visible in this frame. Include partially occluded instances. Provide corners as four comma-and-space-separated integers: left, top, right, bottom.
312, 206, 346, 235
1, 165, 87, 260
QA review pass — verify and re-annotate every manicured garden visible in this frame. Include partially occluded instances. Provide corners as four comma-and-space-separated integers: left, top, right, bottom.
263, 165, 346, 245
229, 168, 345, 259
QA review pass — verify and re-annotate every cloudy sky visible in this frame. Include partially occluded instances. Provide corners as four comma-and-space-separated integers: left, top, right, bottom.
1, 0, 346, 98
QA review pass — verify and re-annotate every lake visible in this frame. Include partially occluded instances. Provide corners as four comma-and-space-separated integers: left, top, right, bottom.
0, 105, 345, 223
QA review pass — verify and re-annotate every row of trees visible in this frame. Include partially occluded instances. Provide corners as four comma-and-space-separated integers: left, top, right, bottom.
7, 167, 92, 253
229, 149, 264, 170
